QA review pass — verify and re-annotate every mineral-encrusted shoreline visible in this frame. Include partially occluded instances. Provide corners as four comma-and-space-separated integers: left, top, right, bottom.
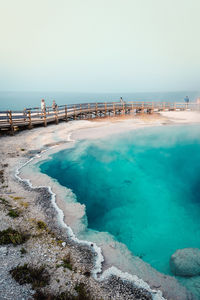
1, 113, 200, 299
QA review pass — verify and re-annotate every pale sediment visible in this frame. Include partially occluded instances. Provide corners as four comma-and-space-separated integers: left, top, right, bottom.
0, 112, 200, 300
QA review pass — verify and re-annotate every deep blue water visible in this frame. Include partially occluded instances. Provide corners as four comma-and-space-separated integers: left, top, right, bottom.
0, 91, 200, 110
40, 125, 200, 274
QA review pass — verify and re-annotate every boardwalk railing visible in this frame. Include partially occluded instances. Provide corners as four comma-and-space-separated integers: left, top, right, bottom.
0, 101, 199, 134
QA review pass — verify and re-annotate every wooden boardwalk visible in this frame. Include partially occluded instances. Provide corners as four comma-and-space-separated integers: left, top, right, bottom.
0, 101, 199, 134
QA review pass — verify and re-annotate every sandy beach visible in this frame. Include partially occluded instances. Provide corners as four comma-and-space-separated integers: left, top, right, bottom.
1, 111, 200, 300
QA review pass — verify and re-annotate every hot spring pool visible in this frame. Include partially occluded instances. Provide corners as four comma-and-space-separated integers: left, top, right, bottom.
40, 125, 200, 275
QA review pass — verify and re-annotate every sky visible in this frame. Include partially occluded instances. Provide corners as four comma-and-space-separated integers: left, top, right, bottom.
0, 0, 200, 92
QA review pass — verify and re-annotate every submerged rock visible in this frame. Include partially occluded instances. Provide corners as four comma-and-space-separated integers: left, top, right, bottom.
178, 275, 200, 300
170, 248, 200, 277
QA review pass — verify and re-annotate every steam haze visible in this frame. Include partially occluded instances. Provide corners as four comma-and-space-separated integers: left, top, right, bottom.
0, 0, 199, 92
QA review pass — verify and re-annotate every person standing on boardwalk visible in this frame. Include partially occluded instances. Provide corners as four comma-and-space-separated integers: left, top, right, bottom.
120, 96, 126, 104
52, 100, 57, 110
41, 99, 46, 111
41, 99, 46, 117
184, 96, 189, 103
184, 96, 189, 109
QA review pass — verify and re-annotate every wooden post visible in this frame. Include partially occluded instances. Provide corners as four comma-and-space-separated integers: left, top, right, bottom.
122, 102, 125, 114
74, 105, 76, 120
88, 103, 91, 118
96, 103, 98, 116
54, 108, 58, 124
28, 110, 33, 129
23, 108, 27, 121
6, 111, 9, 124
80, 104, 82, 119
152, 102, 154, 113
113, 103, 116, 116
44, 110, 47, 127
65, 105, 68, 121
8, 110, 14, 135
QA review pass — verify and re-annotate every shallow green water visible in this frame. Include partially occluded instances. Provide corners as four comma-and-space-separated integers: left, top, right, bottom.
40, 125, 200, 274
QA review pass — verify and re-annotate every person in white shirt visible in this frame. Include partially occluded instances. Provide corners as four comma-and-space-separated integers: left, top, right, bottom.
41, 99, 46, 112
41, 99, 46, 118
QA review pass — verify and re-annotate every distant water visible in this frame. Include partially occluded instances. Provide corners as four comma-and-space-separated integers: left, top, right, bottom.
40, 125, 200, 275
0, 91, 200, 110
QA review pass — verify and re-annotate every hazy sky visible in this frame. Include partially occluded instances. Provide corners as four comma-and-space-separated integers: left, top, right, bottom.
0, 0, 200, 92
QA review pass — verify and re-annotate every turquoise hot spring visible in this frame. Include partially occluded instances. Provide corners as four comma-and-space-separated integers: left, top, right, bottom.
39, 125, 200, 276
